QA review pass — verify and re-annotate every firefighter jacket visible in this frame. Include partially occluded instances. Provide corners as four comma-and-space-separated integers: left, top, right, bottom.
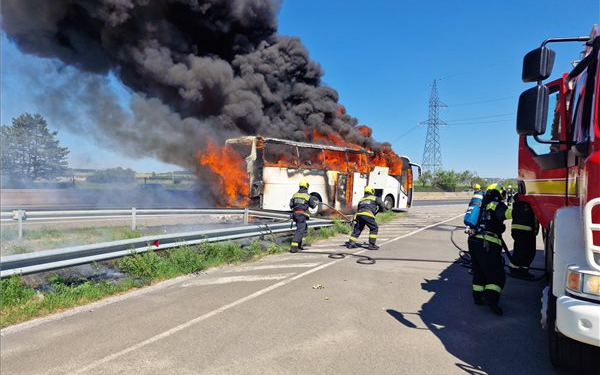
289, 188, 318, 214
511, 200, 539, 234
355, 194, 386, 218
474, 199, 513, 246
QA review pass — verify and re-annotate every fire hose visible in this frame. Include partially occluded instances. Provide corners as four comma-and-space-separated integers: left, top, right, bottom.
450, 225, 546, 281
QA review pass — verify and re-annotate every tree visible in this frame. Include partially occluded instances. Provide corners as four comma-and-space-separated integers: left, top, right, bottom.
433, 170, 459, 191
418, 170, 433, 187
1, 114, 69, 182
86, 167, 136, 183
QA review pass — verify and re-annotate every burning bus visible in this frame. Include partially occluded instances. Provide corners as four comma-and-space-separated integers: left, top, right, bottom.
223, 136, 420, 214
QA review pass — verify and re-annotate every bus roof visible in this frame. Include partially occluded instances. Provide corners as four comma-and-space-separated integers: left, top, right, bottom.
225, 135, 373, 155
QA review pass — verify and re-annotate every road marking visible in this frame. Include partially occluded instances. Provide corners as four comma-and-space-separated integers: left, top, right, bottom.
379, 214, 463, 246
222, 263, 321, 273
73, 215, 461, 373
180, 273, 295, 286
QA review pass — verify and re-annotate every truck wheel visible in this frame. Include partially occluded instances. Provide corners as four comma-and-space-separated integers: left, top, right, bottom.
547, 285, 600, 371
383, 195, 395, 211
308, 194, 322, 215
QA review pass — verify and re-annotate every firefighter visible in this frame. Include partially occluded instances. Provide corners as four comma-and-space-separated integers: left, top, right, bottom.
345, 185, 386, 250
289, 179, 318, 253
509, 193, 539, 279
467, 183, 512, 316
474, 183, 482, 193
506, 184, 515, 206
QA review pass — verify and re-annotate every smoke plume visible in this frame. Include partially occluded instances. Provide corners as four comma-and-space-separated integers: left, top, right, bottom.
2, 0, 384, 173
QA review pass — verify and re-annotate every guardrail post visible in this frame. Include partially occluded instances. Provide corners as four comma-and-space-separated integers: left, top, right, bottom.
243, 208, 249, 225
131, 207, 137, 230
17, 209, 24, 240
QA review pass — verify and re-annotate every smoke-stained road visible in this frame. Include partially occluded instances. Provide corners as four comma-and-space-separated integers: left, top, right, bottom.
1, 204, 565, 375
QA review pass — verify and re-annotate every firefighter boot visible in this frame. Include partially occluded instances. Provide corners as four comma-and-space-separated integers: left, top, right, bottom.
345, 241, 358, 249
367, 244, 379, 250
290, 242, 299, 253
473, 291, 484, 305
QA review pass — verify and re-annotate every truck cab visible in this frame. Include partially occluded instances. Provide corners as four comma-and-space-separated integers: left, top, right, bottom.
516, 27, 600, 370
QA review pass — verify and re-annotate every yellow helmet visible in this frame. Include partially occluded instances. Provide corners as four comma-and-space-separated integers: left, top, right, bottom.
299, 179, 309, 189
364, 185, 375, 195
474, 183, 481, 190
486, 183, 506, 199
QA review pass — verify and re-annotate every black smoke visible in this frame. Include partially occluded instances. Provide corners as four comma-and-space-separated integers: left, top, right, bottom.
1, 0, 380, 171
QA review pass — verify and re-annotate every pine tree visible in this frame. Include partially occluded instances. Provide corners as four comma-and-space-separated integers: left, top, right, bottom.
0, 113, 69, 182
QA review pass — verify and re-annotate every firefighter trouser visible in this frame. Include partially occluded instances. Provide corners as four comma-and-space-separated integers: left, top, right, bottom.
510, 229, 536, 269
468, 236, 505, 305
291, 213, 308, 250
349, 215, 378, 245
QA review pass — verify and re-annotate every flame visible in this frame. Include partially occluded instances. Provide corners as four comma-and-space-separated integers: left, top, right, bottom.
355, 125, 372, 138
197, 139, 250, 207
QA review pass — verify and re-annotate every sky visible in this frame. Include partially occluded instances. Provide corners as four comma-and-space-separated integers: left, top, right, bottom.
1, 0, 599, 177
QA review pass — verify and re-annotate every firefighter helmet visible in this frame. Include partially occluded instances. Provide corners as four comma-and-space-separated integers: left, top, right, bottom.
299, 179, 309, 189
486, 183, 506, 200
364, 185, 375, 195
474, 183, 481, 190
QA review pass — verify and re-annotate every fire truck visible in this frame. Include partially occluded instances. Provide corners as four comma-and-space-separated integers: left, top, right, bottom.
516, 26, 600, 369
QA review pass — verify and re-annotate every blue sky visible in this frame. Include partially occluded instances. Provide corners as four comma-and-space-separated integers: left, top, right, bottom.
1, 0, 599, 176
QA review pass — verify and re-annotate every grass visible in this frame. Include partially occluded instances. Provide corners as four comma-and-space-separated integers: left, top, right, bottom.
0, 212, 406, 328
1, 227, 148, 256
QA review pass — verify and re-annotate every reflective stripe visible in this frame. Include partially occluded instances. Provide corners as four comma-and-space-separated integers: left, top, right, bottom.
509, 262, 528, 270
485, 284, 502, 293
356, 211, 375, 218
349, 237, 358, 241
369, 234, 377, 238
474, 234, 502, 246
505, 209, 513, 220
293, 193, 310, 200
511, 224, 532, 231
473, 194, 483, 200
487, 202, 498, 210
473, 285, 484, 292
360, 196, 377, 202
291, 242, 299, 246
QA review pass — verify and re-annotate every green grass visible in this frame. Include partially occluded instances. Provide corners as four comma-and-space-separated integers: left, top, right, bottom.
1, 227, 147, 256
376, 211, 406, 224
0, 212, 406, 328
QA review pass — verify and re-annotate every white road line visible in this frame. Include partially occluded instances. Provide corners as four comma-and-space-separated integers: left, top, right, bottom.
222, 263, 322, 273
180, 273, 295, 286
379, 214, 463, 246
73, 215, 461, 373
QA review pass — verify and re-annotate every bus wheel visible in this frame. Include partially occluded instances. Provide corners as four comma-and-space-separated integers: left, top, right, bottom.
384, 195, 395, 210
308, 193, 322, 215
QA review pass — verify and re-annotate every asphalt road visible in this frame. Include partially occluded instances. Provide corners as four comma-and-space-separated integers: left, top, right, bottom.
0, 204, 573, 375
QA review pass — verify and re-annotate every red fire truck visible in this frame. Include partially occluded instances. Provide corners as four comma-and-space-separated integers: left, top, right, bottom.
516, 26, 600, 369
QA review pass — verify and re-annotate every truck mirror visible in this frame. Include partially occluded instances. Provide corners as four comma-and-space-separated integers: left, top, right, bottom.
522, 46, 556, 83
516, 85, 549, 136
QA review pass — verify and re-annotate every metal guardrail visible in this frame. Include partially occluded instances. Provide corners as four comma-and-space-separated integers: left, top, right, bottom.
0, 218, 333, 278
0, 208, 295, 238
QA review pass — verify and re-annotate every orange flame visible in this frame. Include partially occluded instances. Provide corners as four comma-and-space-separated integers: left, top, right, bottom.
197, 139, 250, 207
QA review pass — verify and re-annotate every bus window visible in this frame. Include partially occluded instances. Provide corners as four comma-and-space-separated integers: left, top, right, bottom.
347, 152, 369, 173
298, 148, 324, 169
323, 150, 348, 172
264, 144, 298, 167
227, 142, 252, 159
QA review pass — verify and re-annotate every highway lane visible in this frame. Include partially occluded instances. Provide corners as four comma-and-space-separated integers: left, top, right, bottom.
1, 204, 566, 375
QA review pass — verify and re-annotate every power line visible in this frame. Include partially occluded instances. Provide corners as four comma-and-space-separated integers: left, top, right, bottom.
446, 119, 514, 126
444, 113, 514, 122
447, 95, 518, 107
389, 125, 419, 143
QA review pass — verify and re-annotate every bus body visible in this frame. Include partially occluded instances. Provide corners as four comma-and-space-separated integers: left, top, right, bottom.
225, 136, 418, 214
516, 26, 600, 369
